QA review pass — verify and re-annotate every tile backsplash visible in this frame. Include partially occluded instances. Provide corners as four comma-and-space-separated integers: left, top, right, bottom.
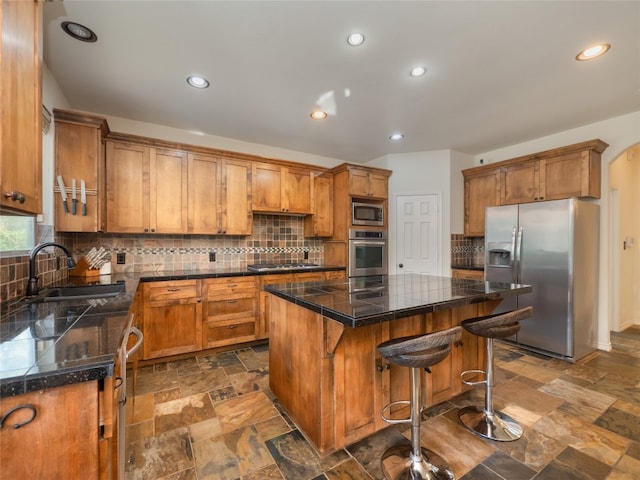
1, 214, 322, 305
450, 234, 484, 267
0, 252, 69, 305
62, 214, 323, 274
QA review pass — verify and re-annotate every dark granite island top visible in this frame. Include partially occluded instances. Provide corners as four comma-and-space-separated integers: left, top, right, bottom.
264, 273, 531, 327
265, 273, 532, 452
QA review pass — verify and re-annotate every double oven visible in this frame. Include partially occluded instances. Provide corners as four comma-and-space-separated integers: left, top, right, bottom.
348, 229, 387, 277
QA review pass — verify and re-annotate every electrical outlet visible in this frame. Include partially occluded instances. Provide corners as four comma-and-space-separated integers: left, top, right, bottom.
116, 253, 126, 264
209, 252, 216, 262
303, 251, 309, 260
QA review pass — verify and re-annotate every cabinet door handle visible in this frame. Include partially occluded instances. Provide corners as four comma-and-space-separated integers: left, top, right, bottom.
227, 284, 238, 288
227, 325, 238, 329
167, 288, 180, 292
0, 404, 37, 430
4, 191, 25, 203
226, 300, 238, 304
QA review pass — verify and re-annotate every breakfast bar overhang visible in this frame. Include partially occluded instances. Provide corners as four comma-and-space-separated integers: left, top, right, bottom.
265, 274, 532, 453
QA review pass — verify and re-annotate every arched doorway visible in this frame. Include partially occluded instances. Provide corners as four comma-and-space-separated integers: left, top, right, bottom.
608, 144, 640, 332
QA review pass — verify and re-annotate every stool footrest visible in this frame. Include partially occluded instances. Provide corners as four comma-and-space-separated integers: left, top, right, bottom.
381, 400, 412, 425
460, 369, 486, 386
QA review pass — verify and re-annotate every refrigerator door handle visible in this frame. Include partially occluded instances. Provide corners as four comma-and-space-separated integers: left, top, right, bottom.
515, 227, 523, 282
510, 227, 518, 283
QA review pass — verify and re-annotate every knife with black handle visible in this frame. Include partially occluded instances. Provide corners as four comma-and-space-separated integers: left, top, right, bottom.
71, 178, 77, 215
80, 180, 87, 216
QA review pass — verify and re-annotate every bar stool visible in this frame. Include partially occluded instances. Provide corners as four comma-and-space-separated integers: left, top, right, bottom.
377, 326, 462, 480
458, 306, 532, 442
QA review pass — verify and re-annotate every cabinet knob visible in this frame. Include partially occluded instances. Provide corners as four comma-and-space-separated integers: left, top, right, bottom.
150, 228, 155, 233
144, 228, 149, 233
398, 263, 404, 268
454, 340, 464, 347
4, 191, 25, 203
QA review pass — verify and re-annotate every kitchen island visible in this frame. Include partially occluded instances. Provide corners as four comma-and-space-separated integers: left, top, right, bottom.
265, 274, 532, 452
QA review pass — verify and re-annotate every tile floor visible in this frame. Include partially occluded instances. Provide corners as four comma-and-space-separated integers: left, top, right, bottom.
125, 326, 640, 480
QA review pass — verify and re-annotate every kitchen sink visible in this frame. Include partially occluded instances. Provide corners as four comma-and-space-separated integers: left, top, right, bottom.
33, 283, 125, 302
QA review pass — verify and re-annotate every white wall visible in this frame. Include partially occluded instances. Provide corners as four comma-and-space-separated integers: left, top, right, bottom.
476, 110, 640, 350
609, 148, 638, 329
40, 64, 71, 227
367, 150, 474, 276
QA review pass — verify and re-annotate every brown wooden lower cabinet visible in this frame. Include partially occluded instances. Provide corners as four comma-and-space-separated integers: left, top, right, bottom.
451, 268, 484, 281
268, 294, 499, 452
204, 277, 257, 348
139, 271, 346, 359
141, 280, 203, 359
0, 379, 116, 479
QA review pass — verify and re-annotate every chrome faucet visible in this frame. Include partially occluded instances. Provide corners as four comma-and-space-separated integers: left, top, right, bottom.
27, 242, 76, 297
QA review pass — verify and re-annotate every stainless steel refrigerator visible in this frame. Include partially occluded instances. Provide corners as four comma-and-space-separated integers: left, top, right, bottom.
485, 198, 599, 362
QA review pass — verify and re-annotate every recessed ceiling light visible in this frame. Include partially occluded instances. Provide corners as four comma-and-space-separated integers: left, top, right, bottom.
410, 66, 427, 77
389, 133, 404, 141
61, 21, 97, 42
186, 76, 210, 89
347, 33, 365, 46
575, 43, 611, 61
310, 111, 327, 120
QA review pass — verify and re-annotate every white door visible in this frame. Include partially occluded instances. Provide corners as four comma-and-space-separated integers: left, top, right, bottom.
395, 194, 439, 274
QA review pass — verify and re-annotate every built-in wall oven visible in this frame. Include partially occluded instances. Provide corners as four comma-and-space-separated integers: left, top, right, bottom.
348, 229, 388, 277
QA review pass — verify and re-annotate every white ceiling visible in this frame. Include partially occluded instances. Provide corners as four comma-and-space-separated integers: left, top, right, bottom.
43, 1, 640, 163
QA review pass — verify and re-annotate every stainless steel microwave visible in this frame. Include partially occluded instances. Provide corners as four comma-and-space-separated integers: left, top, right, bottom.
352, 202, 384, 226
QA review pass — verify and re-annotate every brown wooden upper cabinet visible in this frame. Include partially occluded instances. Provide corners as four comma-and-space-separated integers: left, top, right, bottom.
463, 169, 501, 237
501, 148, 604, 205
0, 1, 42, 215
463, 139, 608, 237
188, 153, 252, 235
106, 141, 188, 234
349, 167, 388, 199
252, 162, 312, 214
53, 109, 109, 232
304, 172, 333, 237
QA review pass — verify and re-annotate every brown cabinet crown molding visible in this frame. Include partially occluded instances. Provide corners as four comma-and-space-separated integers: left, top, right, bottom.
106, 130, 329, 173
462, 138, 609, 176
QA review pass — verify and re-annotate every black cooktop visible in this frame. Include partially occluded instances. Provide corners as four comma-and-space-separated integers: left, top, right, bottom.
247, 263, 320, 272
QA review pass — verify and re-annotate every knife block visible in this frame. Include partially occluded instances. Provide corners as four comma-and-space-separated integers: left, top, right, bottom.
69, 257, 101, 277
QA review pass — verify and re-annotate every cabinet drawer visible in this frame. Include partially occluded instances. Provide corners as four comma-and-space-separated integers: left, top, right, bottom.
205, 319, 256, 347
291, 272, 326, 283
205, 277, 255, 295
324, 270, 346, 281
452, 269, 484, 280
207, 297, 256, 317
145, 281, 198, 301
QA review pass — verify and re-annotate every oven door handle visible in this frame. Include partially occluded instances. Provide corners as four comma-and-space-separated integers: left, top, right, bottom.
351, 240, 386, 246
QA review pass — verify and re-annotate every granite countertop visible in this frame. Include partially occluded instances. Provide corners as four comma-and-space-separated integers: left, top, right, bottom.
264, 274, 532, 327
0, 265, 345, 397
